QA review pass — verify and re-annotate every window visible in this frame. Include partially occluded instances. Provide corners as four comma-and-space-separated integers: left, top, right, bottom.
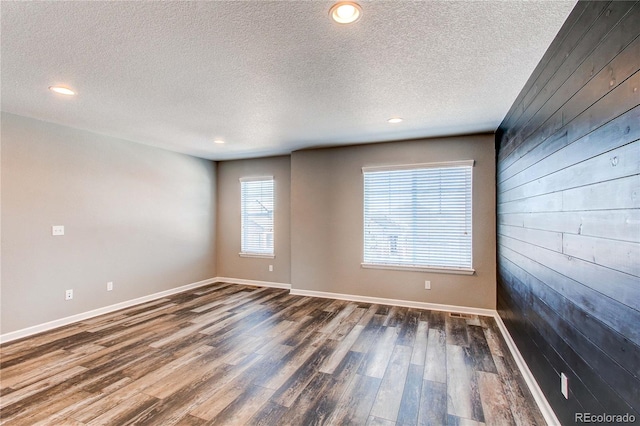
362, 161, 474, 274
240, 177, 274, 257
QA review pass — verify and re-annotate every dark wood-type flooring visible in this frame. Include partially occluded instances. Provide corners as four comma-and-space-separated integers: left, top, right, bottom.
0, 283, 545, 425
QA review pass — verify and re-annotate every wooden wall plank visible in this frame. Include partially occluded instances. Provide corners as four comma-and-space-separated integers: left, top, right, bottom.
500, 140, 640, 203
498, 225, 563, 252
561, 174, 640, 211
562, 233, 640, 276
497, 192, 562, 215
499, 209, 640, 242
499, 174, 640, 213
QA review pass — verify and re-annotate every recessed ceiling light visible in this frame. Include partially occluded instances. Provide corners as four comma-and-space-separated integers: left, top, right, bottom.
49, 86, 76, 96
387, 117, 403, 124
213, 139, 225, 144
329, 2, 362, 24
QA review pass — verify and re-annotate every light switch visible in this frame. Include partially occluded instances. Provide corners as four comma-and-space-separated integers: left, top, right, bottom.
52, 225, 65, 236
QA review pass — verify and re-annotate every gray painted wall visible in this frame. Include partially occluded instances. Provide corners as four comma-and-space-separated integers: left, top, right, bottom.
1, 113, 217, 334
291, 135, 497, 309
216, 156, 291, 284
1, 114, 496, 335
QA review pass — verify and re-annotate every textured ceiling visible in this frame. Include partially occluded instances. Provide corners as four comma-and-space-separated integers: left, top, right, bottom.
1, 1, 576, 160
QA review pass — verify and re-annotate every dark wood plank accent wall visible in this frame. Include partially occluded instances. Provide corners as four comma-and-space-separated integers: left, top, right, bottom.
495, 1, 640, 424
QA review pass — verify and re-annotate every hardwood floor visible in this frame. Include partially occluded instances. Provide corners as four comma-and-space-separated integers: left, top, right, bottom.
0, 283, 545, 425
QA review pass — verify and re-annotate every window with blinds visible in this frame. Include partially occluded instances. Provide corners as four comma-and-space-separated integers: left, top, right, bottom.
240, 177, 274, 257
362, 161, 473, 273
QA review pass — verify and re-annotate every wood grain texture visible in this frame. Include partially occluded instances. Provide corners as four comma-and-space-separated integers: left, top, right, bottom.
1, 283, 544, 425
497, 1, 640, 423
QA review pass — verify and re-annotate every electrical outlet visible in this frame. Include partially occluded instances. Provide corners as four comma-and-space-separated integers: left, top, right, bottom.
269, 265, 273, 272
52, 225, 65, 236
107, 281, 113, 291
425, 280, 431, 290
65, 289, 73, 300
561, 373, 569, 399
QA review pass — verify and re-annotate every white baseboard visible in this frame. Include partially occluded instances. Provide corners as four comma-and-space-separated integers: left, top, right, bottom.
494, 314, 559, 426
0, 277, 217, 344
214, 277, 291, 290
289, 288, 496, 317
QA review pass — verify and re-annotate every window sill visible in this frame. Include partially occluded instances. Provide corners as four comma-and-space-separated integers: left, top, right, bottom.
361, 263, 475, 275
239, 252, 275, 259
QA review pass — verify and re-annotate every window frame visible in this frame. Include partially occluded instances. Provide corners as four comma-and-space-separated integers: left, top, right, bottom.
239, 176, 275, 259
361, 160, 474, 275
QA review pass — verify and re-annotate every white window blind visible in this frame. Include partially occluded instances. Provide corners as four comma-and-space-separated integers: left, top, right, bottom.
363, 161, 473, 272
240, 177, 274, 256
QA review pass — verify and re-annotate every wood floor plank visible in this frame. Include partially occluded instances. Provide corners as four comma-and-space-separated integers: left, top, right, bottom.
492, 354, 546, 426
5, 357, 142, 425
30, 376, 133, 425
351, 311, 385, 353
397, 308, 420, 347
397, 363, 424, 425
410, 320, 429, 366
258, 331, 328, 390
446, 344, 482, 421
247, 400, 289, 426
360, 326, 399, 378
275, 371, 335, 425
477, 371, 516, 426
292, 350, 366, 425
86, 302, 178, 333
0, 284, 545, 425
204, 384, 275, 425
0, 349, 78, 389
0, 330, 106, 370
84, 391, 159, 426
0, 365, 88, 411
369, 345, 412, 421
3, 390, 94, 426
319, 323, 364, 374
174, 414, 210, 426
141, 347, 227, 399
446, 316, 469, 347
188, 350, 287, 420
68, 345, 214, 422
428, 310, 446, 330
319, 302, 357, 335
331, 306, 367, 341
424, 328, 446, 383
326, 374, 382, 425
468, 325, 498, 374
270, 340, 338, 407
418, 379, 447, 426
480, 317, 506, 358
